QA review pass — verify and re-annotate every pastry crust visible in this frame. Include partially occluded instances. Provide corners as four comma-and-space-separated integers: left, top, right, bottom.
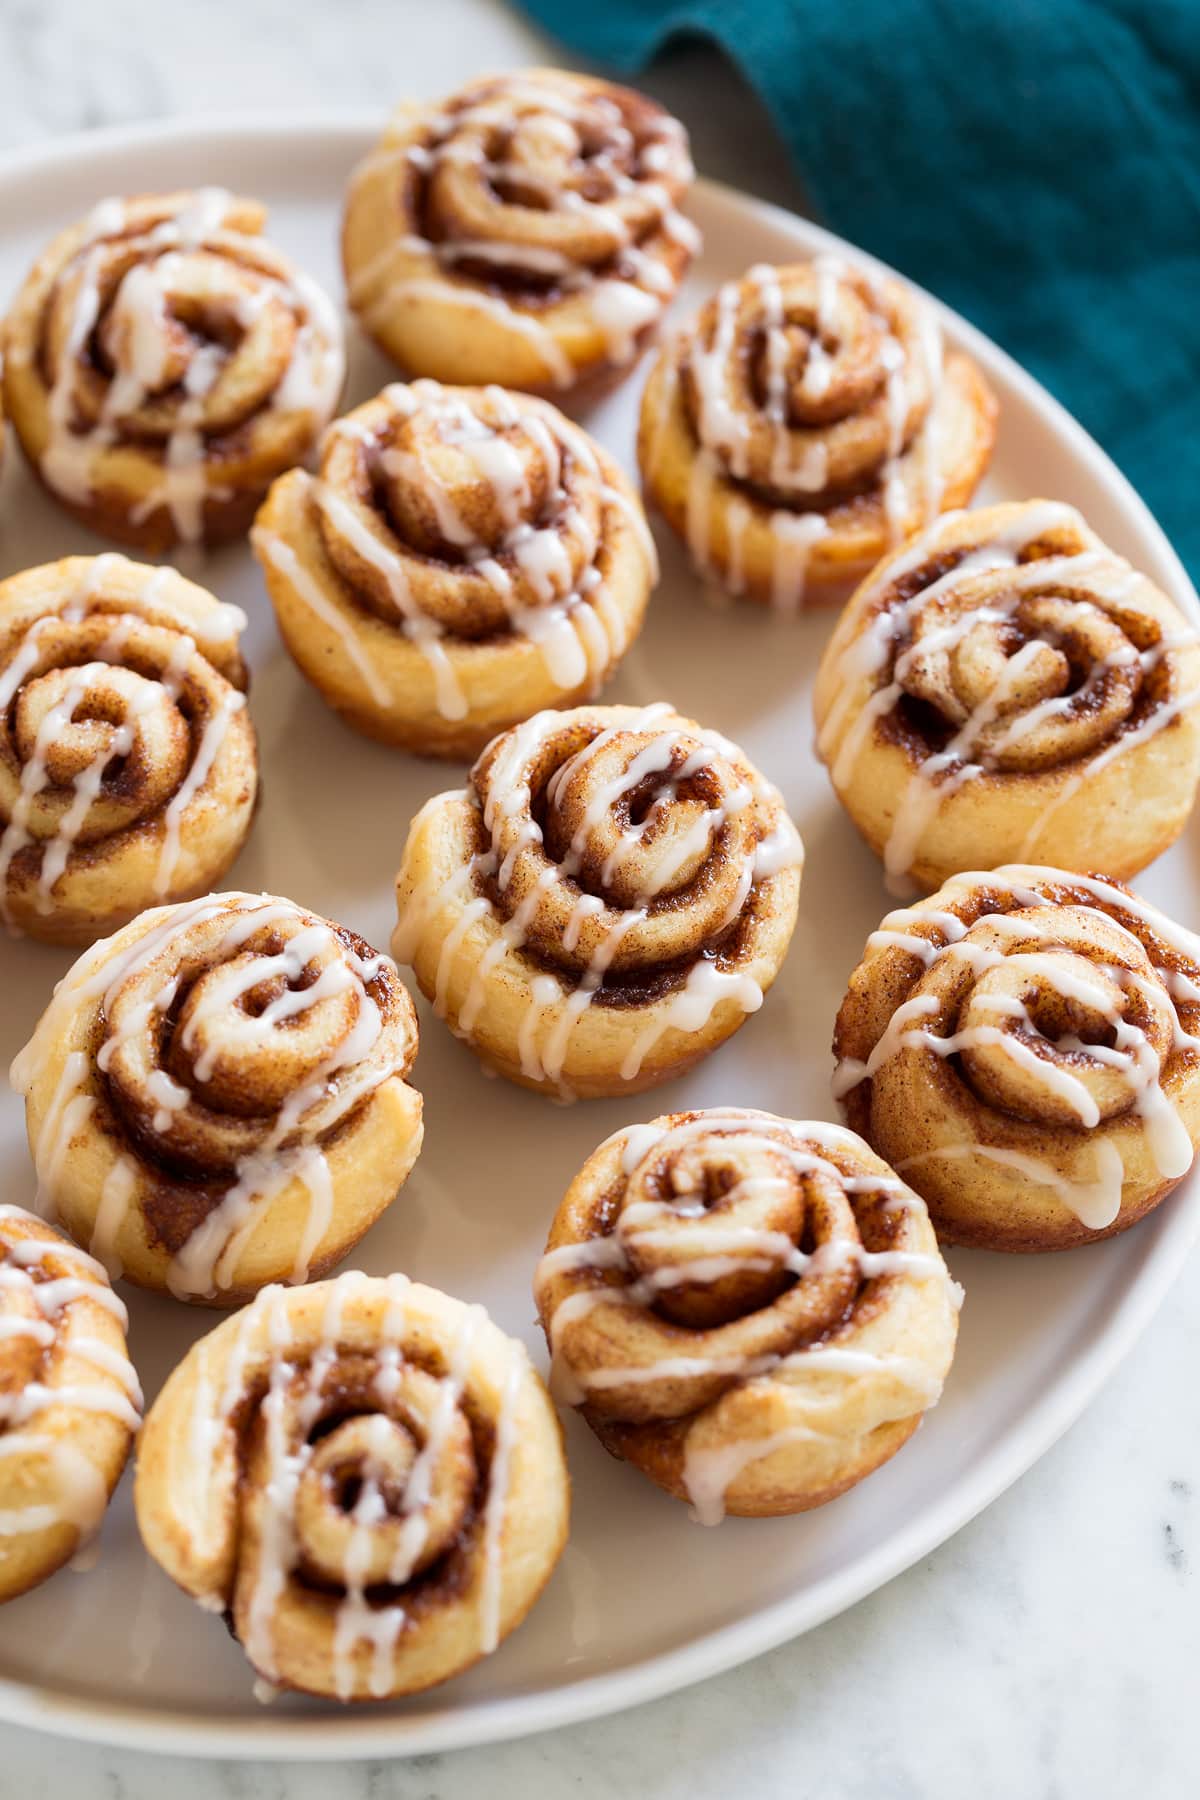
0, 1206, 141, 1602
253, 380, 656, 758
393, 703, 803, 1099
2, 190, 343, 550
0, 555, 258, 945
12, 891, 424, 1304
814, 500, 1200, 891
342, 68, 698, 395
639, 259, 996, 608
536, 1109, 959, 1519
834, 866, 1200, 1250
135, 1273, 569, 1700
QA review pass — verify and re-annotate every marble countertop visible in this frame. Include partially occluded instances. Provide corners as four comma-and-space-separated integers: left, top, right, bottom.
0, 2, 1196, 1795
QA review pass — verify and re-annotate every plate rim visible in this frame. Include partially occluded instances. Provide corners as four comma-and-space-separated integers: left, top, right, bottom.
0, 110, 1196, 1761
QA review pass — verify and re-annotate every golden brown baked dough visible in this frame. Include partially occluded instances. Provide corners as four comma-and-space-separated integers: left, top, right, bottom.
12, 891, 423, 1303
3, 190, 344, 549
0, 1206, 141, 1602
253, 379, 656, 758
342, 67, 698, 395
639, 258, 996, 608
815, 501, 1200, 891
834, 866, 1200, 1250
0, 554, 258, 945
135, 1272, 569, 1699
393, 703, 803, 1098
536, 1108, 959, 1520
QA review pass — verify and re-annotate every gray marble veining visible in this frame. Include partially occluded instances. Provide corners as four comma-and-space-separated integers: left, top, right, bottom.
0, 2, 1194, 1795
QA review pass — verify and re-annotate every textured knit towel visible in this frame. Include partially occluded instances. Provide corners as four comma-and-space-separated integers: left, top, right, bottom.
520, 0, 1200, 577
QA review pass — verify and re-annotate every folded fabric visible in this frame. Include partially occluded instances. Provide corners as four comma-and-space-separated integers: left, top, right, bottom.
520, 0, 1200, 580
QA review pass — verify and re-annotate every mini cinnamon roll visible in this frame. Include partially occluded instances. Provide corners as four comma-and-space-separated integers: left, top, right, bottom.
342, 68, 698, 395
11, 892, 423, 1303
639, 258, 996, 609
0, 1206, 141, 1601
0, 555, 257, 944
253, 380, 656, 758
3, 190, 344, 549
815, 501, 1200, 891
393, 703, 803, 1099
135, 1271, 568, 1700
536, 1109, 959, 1520
834, 867, 1200, 1249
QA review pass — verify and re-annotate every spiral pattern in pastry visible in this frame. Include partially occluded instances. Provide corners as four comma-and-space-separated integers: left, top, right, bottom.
834, 866, 1200, 1249
0, 1205, 141, 1601
253, 379, 657, 757
342, 67, 698, 394
2, 190, 344, 549
0, 555, 257, 945
393, 703, 803, 1098
11, 892, 423, 1303
134, 1271, 568, 1699
639, 258, 996, 608
815, 500, 1200, 890
536, 1109, 959, 1521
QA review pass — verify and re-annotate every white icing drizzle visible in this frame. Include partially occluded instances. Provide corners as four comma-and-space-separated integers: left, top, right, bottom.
283, 381, 655, 723
240, 1285, 302, 1681
677, 1358, 932, 1530
535, 1115, 953, 1523
0, 558, 249, 931
897, 1141, 1128, 1234
10, 895, 408, 1301
324, 1273, 416, 1701
836, 869, 1200, 1225
477, 1350, 522, 1656
368, 278, 574, 389
816, 503, 1200, 891
393, 708, 801, 1099
660, 257, 942, 610
616, 960, 766, 1084
0, 1206, 142, 1548
349, 76, 696, 384
38, 191, 343, 542
198, 1275, 522, 1696
154, 688, 247, 897
90, 1159, 137, 1279
1013, 680, 1200, 860
251, 530, 393, 708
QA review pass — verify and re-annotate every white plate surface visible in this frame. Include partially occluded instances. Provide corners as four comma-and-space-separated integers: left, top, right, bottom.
0, 117, 1197, 1761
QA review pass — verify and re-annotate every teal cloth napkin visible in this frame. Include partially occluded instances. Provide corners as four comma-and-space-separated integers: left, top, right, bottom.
520, 0, 1200, 579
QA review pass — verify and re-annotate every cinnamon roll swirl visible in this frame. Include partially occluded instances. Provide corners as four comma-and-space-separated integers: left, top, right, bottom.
342, 68, 698, 395
834, 867, 1200, 1249
0, 555, 257, 944
536, 1110, 959, 1521
2, 190, 344, 549
11, 892, 423, 1303
815, 501, 1200, 891
393, 704, 803, 1099
253, 380, 656, 758
639, 258, 996, 609
0, 1206, 141, 1601
135, 1272, 568, 1699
